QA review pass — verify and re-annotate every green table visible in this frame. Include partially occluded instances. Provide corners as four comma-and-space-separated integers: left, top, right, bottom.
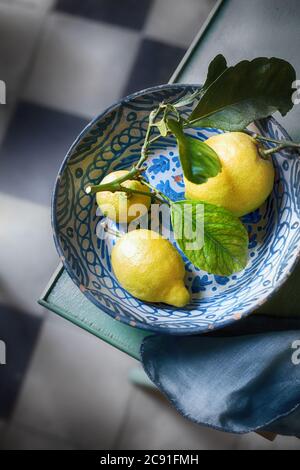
39, 0, 300, 360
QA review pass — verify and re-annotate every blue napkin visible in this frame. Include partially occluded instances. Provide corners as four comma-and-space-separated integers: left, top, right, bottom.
141, 316, 300, 436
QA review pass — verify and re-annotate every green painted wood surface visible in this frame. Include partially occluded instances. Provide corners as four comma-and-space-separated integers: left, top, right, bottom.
39, 266, 151, 360
40, 0, 300, 360
174, 0, 300, 141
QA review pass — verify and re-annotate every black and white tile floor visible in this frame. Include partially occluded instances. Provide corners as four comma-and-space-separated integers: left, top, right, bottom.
0, 0, 298, 450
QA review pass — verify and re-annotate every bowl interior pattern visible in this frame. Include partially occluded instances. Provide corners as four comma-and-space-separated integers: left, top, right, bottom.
52, 85, 300, 334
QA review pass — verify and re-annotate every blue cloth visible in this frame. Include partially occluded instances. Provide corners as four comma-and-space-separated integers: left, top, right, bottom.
141, 316, 300, 436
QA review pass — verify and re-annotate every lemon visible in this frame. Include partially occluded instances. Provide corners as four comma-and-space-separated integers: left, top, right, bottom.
111, 229, 190, 307
185, 132, 275, 217
96, 170, 151, 223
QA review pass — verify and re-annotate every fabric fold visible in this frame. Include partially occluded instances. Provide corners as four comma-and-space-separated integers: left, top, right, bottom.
141, 316, 300, 435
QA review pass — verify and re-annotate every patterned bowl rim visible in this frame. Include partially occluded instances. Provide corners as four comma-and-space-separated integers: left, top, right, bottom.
52, 83, 300, 335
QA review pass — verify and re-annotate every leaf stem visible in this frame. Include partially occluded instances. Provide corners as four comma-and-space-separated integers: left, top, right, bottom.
140, 179, 171, 205
85, 102, 176, 197
244, 129, 300, 155
260, 143, 300, 157
86, 181, 155, 199
85, 167, 140, 195
148, 135, 162, 145
135, 106, 162, 169
85, 176, 172, 207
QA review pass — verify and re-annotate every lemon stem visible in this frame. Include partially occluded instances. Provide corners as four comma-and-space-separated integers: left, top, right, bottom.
140, 179, 172, 205
85, 166, 140, 195
260, 143, 300, 157
135, 106, 163, 170
244, 129, 300, 156
85, 103, 169, 196
85, 179, 169, 206
86, 182, 152, 198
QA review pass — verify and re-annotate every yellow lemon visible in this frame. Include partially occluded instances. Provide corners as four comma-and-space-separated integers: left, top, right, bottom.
185, 132, 275, 217
96, 170, 151, 223
111, 229, 190, 307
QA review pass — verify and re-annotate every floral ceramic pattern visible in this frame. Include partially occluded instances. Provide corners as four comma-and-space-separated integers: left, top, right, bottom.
52, 85, 300, 334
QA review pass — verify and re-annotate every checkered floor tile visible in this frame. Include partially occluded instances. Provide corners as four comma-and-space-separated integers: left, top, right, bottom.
0, 101, 89, 204
0, 304, 41, 420
123, 38, 186, 95
56, 0, 153, 30
22, 12, 141, 118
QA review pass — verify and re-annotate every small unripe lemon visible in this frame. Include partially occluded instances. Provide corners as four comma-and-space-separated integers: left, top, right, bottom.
96, 170, 151, 223
185, 132, 275, 217
111, 229, 190, 307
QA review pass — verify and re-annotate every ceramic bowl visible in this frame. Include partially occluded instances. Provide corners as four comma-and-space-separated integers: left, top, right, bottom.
52, 84, 300, 334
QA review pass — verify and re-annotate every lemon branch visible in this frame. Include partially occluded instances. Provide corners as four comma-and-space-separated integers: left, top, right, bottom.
139, 179, 171, 205
85, 102, 169, 196
260, 142, 300, 157
135, 102, 180, 169
86, 181, 153, 198
244, 129, 300, 157
135, 106, 164, 170
85, 166, 140, 195
85, 177, 170, 206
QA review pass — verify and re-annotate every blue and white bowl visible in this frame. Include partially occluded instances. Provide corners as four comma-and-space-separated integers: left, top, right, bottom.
52, 84, 300, 334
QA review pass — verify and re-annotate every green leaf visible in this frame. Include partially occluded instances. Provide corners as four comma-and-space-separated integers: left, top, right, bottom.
155, 118, 168, 137
167, 119, 222, 184
171, 200, 249, 276
173, 55, 228, 109
189, 57, 296, 131
201, 54, 228, 92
